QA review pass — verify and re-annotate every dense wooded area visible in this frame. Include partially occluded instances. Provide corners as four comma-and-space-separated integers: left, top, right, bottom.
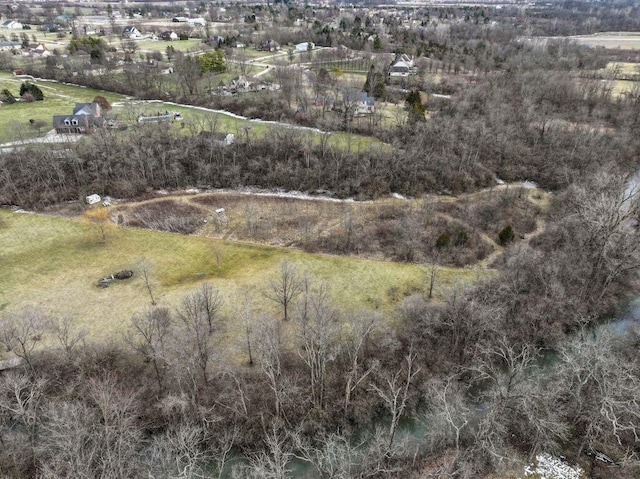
1, 1, 640, 478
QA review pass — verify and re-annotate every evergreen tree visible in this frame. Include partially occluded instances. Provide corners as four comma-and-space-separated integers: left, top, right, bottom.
363, 65, 375, 95
19, 82, 43, 101
406, 90, 425, 123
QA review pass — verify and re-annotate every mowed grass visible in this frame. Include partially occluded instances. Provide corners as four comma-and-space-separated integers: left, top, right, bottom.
0, 72, 384, 150
133, 38, 204, 52
0, 71, 126, 143
570, 32, 640, 49
129, 99, 388, 151
0, 209, 483, 344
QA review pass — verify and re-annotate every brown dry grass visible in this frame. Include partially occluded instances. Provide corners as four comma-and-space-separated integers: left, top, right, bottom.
0, 208, 482, 351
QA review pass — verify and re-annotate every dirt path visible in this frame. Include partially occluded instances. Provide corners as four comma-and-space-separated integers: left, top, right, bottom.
474, 189, 551, 269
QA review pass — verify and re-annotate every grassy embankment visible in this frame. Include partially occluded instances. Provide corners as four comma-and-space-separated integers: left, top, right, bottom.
0, 209, 484, 345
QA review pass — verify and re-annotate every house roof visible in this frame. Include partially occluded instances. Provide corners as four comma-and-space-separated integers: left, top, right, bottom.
344, 91, 375, 105
53, 114, 104, 129
232, 75, 254, 84
123, 26, 138, 33
73, 103, 100, 116
390, 62, 411, 71
391, 53, 414, 69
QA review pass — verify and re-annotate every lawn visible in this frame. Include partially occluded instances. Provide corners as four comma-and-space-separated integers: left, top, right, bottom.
0, 71, 386, 150
134, 38, 204, 53
125, 98, 388, 151
570, 32, 640, 49
22, 30, 71, 50
605, 61, 640, 75
0, 209, 482, 345
0, 71, 126, 143
237, 46, 272, 59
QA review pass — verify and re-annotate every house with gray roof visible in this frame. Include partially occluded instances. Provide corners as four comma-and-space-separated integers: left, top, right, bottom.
0, 40, 21, 52
53, 102, 104, 134
122, 25, 142, 39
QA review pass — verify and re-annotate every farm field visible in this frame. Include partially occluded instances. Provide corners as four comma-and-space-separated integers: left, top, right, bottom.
569, 31, 640, 49
0, 208, 482, 345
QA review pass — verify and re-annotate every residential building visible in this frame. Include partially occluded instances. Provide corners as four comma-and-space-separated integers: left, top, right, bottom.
53, 102, 104, 134
122, 26, 142, 39
389, 53, 414, 77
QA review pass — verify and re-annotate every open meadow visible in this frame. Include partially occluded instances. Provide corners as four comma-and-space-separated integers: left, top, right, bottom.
570, 31, 640, 49
0, 208, 483, 347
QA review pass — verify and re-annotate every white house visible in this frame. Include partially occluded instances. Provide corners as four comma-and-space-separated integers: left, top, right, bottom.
122, 26, 142, 39
2, 20, 23, 29
295, 41, 314, 52
22, 43, 53, 58
389, 53, 414, 77
187, 17, 206, 26
160, 31, 179, 41
339, 91, 375, 116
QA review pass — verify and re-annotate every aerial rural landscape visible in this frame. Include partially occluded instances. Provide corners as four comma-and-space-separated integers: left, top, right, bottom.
0, 0, 639, 478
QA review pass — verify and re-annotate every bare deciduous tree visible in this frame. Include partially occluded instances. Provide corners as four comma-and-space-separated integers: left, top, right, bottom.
557, 330, 640, 460
143, 420, 236, 479
297, 431, 361, 479
265, 260, 303, 322
124, 307, 172, 390
85, 374, 141, 478
0, 372, 47, 471
38, 400, 99, 479
255, 315, 285, 418
0, 307, 49, 373
467, 337, 567, 464
423, 374, 471, 451
138, 256, 157, 306
235, 287, 256, 365
343, 309, 381, 413
51, 315, 87, 357
295, 280, 341, 410
176, 287, 219, 386
238, 422, 297, 479
370, 344, 422, 449
196, 282, 224, 334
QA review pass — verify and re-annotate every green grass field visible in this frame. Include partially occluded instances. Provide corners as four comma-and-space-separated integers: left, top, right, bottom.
122, 99, 387, 151
0, 209, 483, 344
0, 71, 125, 143
133, 38, 204, 53
0, 71, 385, 150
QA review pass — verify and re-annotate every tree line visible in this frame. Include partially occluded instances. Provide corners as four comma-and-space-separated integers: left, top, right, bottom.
0, 168, 639, 478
